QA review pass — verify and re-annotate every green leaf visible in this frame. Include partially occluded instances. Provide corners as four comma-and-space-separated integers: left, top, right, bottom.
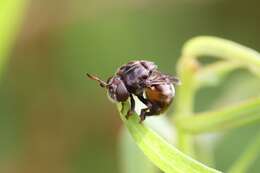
175, 98, 260, 134
0, 0, 28, 165
119, 127, 158, 173
118, 102, 222, 173
0, 0, 28, 77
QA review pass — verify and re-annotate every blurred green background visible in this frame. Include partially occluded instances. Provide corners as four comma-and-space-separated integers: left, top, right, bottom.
1, 0, 260, 173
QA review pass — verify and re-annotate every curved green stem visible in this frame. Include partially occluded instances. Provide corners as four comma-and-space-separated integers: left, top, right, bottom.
174, 58, 198, 156
182, 36, 260, 76
175, 97, 260, 134
174, 36, 260, 159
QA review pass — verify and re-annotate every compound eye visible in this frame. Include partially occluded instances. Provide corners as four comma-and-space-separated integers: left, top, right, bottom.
115, 81, 129, 102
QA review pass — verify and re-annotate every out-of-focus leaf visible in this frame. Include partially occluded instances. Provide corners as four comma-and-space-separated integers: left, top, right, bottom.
0, 0, 28, 77
0, 0, 28, 170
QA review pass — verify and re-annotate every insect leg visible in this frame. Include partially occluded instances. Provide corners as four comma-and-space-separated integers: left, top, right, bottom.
139, 108, 149, 123
137, 95, 154, 123
137, 95, 152, 108
126, 94, 135, 119
139, 104, 161, 123
120, 102, 125, 114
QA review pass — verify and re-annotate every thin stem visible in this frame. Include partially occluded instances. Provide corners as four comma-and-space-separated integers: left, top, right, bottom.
175, 57, 198, 116
182, 36, 260, 76
174, 36, 260, 158
228, 131, 260, 173
174, 57, 199, 156
175, 97, 260, 134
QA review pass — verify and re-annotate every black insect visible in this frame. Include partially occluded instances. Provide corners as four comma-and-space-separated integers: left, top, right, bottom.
87, 60, 180, 123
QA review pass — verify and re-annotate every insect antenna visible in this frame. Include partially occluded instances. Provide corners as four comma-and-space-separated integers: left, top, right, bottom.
86, 73, 108, 88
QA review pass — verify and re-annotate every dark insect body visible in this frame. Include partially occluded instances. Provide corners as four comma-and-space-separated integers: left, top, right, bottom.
87, 60, 180, 123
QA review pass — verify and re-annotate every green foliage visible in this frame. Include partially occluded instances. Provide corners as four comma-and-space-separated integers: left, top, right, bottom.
0, 0, 28, 77
118, 36, 260, 173
0, 0, 28, 165
119, 127, 158, 173
118, 102, 221, 173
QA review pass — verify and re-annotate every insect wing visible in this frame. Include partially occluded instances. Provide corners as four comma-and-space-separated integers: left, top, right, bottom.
145, 72, 180, 86
164, 74, 181, 85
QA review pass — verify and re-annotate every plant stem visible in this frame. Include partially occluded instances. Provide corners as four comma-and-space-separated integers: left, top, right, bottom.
174, 36, 260, 159
175, 97, 260, 134
174, 57, 198, 156
182, 36, 260, 76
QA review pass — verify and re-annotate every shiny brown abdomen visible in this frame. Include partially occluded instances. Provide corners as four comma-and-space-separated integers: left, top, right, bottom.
145, 84, 174, 114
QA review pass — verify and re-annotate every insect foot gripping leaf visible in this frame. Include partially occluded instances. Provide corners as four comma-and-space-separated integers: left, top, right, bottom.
117, 102, 222, 173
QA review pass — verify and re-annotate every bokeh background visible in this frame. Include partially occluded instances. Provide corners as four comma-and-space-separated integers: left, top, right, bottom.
1, 0, 260, 173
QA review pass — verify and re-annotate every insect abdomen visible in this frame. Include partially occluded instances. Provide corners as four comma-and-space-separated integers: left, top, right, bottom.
145, 84, 174, 114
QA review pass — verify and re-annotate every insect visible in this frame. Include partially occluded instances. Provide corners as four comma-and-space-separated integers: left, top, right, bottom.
87, 60, 180, 123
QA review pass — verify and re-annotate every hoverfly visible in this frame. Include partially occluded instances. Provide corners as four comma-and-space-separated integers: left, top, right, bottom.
87, 60, 180, 123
